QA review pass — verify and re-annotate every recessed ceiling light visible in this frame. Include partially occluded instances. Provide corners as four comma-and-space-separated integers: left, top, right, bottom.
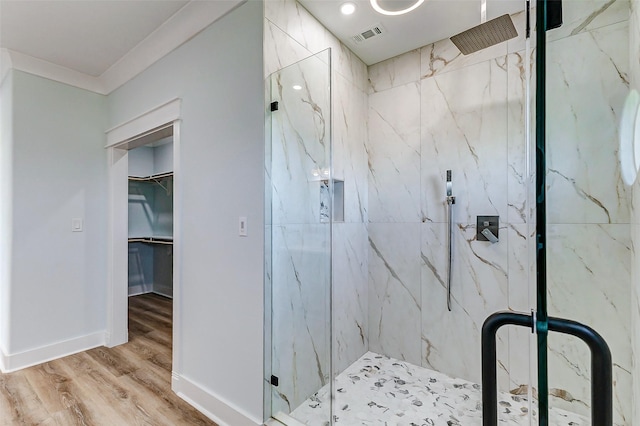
341, 2, 356, 15
293, 84, 302, 91
370, 0, 425, 16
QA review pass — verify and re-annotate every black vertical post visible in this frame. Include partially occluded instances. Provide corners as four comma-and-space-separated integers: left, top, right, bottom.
535, 1, 549, 424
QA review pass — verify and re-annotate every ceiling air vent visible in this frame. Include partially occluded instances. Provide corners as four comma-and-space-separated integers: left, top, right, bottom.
351, 24, 386, 44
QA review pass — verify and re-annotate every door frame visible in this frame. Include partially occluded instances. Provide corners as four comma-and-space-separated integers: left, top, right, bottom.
105, 98, 182, 380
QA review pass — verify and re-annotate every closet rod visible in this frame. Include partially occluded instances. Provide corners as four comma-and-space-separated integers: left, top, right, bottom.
128, 171, 173, 182
128, 237, 173, 245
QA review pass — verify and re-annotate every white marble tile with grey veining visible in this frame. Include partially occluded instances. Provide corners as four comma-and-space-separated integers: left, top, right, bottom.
420, 223, 510, 388
547, 224, 631, 425
506, 50, 536, 224
506, 224, 536, 390
547, 0, 630, 43
420, 34, 508, 81
333, 72, 368, 224
328, 38, 369, 93
367, 82, 422, 223
289, 352, 587, 426
269, 53, 331, 226
506, 224, 535, 313
264, 19, 315, 79
368, 223, 422, 366
265, 0, 328, 62
332, 223, 369, 376
270, 224, 331, 415
632, 0, 640, 91
418, 6, 528, 80
546, 22, 630, 224
264, 0, 368, 91
368, 49, 421, 94
508, 9, 537, 54
420, 58, 508, 224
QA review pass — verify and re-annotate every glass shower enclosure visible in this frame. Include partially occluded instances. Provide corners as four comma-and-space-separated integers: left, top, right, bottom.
265, 0, 635, 424
265, 49, 333, 425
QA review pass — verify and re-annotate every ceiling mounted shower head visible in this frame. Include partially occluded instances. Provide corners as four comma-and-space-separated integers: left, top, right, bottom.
450, 14, 517, 55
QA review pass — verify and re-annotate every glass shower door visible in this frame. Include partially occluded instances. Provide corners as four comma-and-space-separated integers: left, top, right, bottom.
266, 49, 332, 425
541, 0, 633, 424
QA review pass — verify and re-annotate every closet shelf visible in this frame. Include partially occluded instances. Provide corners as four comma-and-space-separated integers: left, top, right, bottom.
128, 236, 173, 245
128, 171, 173, 182
129, 172, 173, 195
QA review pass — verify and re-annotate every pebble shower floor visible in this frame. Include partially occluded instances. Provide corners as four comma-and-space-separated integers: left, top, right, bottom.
286, 352, 588, 425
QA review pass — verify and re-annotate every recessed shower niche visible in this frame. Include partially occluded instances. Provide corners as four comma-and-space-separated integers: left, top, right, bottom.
317, 176, 344, 223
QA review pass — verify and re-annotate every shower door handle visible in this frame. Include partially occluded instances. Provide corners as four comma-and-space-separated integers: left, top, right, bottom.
481, 312, 612, 426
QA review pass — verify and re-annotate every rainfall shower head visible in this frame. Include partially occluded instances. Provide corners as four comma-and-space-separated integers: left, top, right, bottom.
450, 14, 518, 55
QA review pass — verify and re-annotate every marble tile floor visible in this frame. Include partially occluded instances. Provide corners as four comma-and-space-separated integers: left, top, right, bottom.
279, 352, 587, 426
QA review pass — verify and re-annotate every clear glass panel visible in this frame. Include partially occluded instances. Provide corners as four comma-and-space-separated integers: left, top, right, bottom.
325, 3, 535, 425
266, 49, 332, 425
544, 0, 634, 424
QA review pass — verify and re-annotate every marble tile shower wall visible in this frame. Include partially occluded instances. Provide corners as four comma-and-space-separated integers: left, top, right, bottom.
367, 1, 632, 424
630, 0, 640, 424
546, 13, 631, 424
367, 16, 530, 395
264, 0, 369, 415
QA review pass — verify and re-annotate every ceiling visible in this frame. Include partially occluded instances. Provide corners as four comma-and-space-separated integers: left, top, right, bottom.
0, 1, 189, 76
298, 0, 525, 65
0, 0, 526, 84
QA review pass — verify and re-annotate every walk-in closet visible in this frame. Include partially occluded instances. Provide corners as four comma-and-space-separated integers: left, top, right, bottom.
128, 136, 174, 299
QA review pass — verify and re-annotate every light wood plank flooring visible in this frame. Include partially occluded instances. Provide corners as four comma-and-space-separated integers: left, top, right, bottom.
0, 293, 218, 426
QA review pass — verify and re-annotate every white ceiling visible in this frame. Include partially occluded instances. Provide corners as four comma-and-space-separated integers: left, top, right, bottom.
298, 0, 525, 65
0, 0, 526, 89
0, 0, 189, 76
0, 0, 243, 94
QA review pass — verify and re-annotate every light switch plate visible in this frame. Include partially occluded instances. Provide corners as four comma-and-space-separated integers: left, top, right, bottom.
72, 218, 83, 232
239, 216, 247, 237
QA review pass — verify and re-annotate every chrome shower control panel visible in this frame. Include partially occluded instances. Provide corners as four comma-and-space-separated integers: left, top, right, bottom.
477, 215, 499, 243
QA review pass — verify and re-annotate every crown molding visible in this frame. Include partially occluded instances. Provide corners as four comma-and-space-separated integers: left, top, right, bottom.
101, 0, 245, 94
1, 49, 13, 84
2, 0, 245, 95
3, 49, 105, 93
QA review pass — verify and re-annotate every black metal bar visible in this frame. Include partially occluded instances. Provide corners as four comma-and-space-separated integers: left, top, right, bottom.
482, 312, 613, 426
548, 317, 613, 426
482, 311, 534, 426
536, 0, 550, 423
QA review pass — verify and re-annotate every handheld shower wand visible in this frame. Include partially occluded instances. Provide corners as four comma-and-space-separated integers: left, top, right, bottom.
446, 170, 455, 312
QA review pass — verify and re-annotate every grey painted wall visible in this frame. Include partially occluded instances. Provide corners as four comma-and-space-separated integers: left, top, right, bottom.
9, 69, 107, 354
108, 1, 265, 421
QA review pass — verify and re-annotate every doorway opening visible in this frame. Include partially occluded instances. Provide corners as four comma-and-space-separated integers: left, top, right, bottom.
106, 98, 182, 386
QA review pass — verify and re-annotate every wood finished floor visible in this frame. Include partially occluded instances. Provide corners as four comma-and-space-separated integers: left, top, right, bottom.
0, 294, 218, 426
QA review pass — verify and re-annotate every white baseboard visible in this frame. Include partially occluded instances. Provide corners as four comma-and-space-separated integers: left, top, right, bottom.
0, 331, 105, 373
128, 284, 153, 296
152, 288, 173, 299
173, 373, 263, 426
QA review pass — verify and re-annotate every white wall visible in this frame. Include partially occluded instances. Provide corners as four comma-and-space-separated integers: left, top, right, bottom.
153, 139, 173, 174
0, 70, 14, 366
5, 70, 107, 367
108, 2, 265, 424
128, 145, 155, 177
